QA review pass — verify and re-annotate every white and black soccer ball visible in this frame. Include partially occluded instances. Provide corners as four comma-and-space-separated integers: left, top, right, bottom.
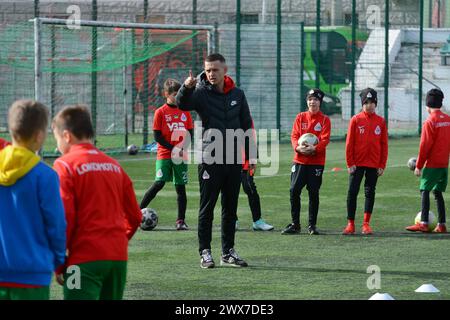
140, 208, 158, 231
407, 157, 417, 171
298, 133, 319, 146
127, 144, 139, 155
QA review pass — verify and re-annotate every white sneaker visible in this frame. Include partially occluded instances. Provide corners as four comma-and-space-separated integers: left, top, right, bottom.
252, 218, 274, 231
200, 249, 215, 269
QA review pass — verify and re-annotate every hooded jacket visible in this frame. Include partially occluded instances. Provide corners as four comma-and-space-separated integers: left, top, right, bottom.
176, 72, 256, 164
0, 138, 10, 150
0, 145, 66, 286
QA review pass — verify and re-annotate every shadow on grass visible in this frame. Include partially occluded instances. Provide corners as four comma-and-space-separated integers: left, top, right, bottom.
235, 228, 450, 240
145, 227, 450, 241
247, 265, 450, 280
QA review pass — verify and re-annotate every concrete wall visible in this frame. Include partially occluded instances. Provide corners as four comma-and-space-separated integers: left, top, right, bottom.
341, 28, 450, 122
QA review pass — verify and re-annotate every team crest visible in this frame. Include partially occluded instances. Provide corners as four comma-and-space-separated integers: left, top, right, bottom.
314, 123, 322, 131
156, 169, 163, 178
291, 165, 296, 173
374, 125, 381, 135
202, 170, 210, 180
181, 113, 187, 121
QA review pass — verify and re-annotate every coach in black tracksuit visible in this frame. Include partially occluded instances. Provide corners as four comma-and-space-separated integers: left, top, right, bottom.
176, 53, 256, 269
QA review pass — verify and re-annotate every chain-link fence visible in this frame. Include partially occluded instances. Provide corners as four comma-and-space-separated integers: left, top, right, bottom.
1, 0, 449, 151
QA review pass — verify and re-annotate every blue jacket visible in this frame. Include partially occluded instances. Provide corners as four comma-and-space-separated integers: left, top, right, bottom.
0, 146, 66, 286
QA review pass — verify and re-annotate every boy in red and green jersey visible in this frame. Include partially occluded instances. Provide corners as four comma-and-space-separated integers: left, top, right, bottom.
52, 105, 142, 300
140, 79, 194, 231
406, 88, 450, 233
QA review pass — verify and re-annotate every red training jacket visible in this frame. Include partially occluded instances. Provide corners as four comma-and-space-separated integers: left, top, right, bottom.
346, 111, 388, 169
416, 110, 450, 169
291, 111, 331, 166
53, 143, 142, 268
153, 104, 194, 160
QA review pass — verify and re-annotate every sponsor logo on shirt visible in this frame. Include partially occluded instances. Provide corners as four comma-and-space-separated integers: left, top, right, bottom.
165, 115, 172, 122
435, 122, 450, 128
374, 125, 381, 135
230, 100, 237, 107
167, 122, 186, 131
76, 162, 121, 176
314, 122, 322, 131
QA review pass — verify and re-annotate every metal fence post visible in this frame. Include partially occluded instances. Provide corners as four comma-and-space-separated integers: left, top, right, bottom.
91, 0, 98, 140
419, 0, 424, 135
351, 0, 356, 117
300, 22, 305, 112
384, 0, 389, 128
276, 0, 281, 133
34, 17, 42, 103
315, 0, 321, 89
143, 0, 149, 145
236, 0, 241, 87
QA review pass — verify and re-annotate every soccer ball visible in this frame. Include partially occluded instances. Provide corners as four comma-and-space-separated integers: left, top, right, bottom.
414, 211, 437, 231
298, 133, 319, 146
407, 157, 417, 171
140, 208, 158, 231
127, 144, 139, 155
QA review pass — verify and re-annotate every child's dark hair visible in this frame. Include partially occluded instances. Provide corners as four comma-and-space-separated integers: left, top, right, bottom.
8, 99, 49, 142
52, 105, 94, 140
163, 78, 181, 95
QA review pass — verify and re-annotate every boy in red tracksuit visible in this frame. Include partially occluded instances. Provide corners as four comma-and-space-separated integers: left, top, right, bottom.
0, 138, 10, 150
282, 88, 331, 235
406, 88, 450, 233
343, 88, 388, 235
52, 105, 142, 300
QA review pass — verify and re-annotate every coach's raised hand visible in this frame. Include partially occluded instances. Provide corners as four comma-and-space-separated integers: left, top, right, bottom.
184, 70, 197, 89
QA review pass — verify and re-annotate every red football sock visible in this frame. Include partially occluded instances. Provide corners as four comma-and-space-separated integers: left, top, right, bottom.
364, 213, 371, 224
